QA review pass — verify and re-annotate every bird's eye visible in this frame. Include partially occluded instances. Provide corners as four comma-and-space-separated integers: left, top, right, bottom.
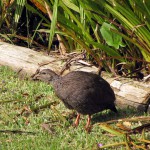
41, 72, 46, 75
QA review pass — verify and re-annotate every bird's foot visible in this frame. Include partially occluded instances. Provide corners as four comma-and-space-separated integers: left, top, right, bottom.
84, 115, 92, 132
73, 114, 80, 128
72, 122, 78, 128
85, 125, 92, 133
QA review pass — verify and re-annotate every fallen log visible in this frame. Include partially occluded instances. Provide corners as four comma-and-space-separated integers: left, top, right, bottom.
0, 42, 149, 112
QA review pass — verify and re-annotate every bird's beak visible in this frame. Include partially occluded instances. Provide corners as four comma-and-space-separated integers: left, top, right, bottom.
31, 69, 41, 81
32, 74, 40, 81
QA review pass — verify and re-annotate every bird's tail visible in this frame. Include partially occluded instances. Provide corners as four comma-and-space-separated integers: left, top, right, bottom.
110, 104, 118, 113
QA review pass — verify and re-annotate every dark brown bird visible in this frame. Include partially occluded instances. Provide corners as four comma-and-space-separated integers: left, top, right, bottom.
33, 69, 117, 130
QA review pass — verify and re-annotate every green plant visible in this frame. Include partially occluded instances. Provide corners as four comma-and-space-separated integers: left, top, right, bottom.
1, 0, 150, 74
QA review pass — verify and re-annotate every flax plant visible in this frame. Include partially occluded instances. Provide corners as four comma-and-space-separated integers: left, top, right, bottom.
27, 0, 150, 70
1, 0, 150, 72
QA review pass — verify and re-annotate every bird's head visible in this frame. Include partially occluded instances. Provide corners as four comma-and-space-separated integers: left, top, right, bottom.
32, 69, 59, 83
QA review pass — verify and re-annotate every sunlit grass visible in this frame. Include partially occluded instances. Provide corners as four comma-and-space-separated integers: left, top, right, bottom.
0, 66, 149, 150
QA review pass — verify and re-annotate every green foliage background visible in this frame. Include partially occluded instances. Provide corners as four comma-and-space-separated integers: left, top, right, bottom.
0, 0, 150, 74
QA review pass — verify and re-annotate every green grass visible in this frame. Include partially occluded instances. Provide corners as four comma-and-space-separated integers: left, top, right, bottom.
0, 66, 149, 150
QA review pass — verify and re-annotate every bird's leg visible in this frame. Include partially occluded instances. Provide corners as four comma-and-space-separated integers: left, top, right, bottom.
73, 113, 80, 127
85, 115, 92, 132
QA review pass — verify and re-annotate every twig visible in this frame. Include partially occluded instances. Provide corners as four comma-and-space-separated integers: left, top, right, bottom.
60, 51, 86, 75
98, 116, 150, 124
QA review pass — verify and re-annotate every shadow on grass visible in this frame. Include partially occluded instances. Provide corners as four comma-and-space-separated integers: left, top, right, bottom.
62, 107, 148, 128
0, 130, 36, 135
92, 107, 146, 124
